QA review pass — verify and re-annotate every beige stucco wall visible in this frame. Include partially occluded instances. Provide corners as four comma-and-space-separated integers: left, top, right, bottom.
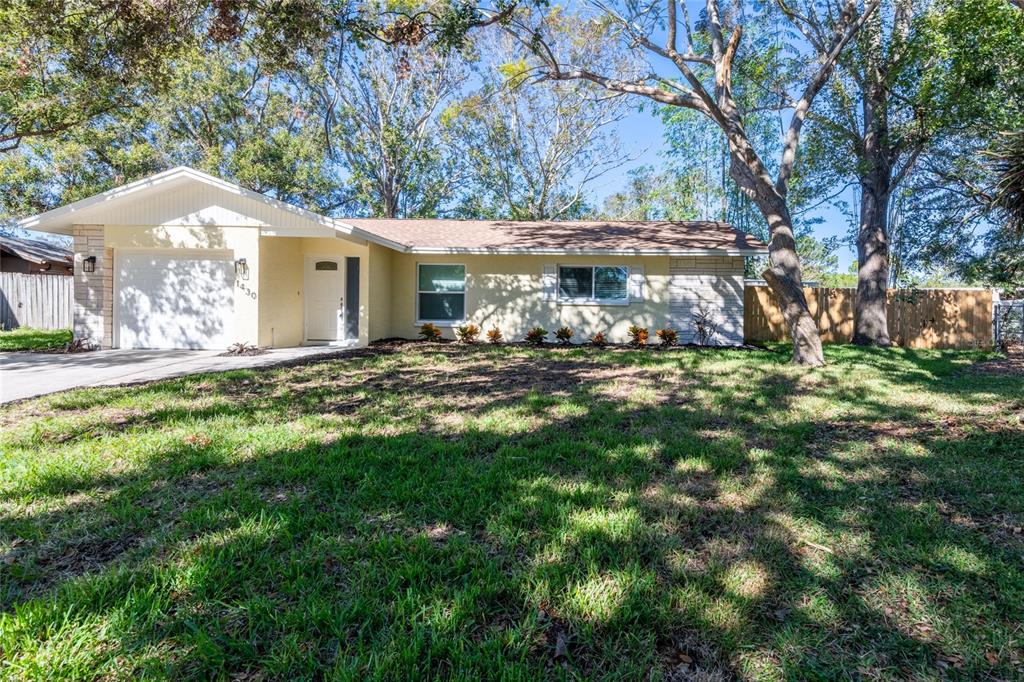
383, 253, 673, 343
367, 243, 394, 341
104, 224, 261, 346
257, 235, 370, 347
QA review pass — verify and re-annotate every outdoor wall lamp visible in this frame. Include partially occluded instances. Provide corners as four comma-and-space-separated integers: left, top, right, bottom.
234, 258, 249, 277
82, 256, 97, 273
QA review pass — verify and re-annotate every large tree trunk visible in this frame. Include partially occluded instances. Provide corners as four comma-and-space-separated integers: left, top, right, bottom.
725, 132, 825, 367
854, 173, 892, 345
852, 12, 893, 346
754, 190, 826, 367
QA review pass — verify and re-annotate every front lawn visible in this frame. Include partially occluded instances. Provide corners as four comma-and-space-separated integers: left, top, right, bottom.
0, 327, 71, 351
1, 343, 1022, 679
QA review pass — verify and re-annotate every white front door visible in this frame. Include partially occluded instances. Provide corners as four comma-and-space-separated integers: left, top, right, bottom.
305, 257, 344, 341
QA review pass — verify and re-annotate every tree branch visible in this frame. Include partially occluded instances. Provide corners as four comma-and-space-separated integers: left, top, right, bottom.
776, 0, 881, 196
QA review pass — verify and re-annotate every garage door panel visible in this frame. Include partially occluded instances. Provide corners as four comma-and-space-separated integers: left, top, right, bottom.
117, 253, 235, 350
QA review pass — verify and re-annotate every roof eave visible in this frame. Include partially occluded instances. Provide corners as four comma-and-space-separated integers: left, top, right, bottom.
402, 246, 768, 256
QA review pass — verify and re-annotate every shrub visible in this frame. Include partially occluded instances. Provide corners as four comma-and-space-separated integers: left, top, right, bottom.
590, 331, 607, 347
692, 305, 720, 346
525, 327, 548, 346
486, 327, 503, 344
224, 342, 263, 356
419, 323, 442, 342
455, 323, 481, 344
627, 325, 649, 347
554, 326, 574, 344
656, 328, 678, 347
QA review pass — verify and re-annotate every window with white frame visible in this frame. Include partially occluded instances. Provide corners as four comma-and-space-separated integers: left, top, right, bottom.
417, 264, 466, 323
557, 265, 629, 303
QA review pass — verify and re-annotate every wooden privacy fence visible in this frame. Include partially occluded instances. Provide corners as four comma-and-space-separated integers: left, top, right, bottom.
0, 272, 73, 331
744, 286, 994, 349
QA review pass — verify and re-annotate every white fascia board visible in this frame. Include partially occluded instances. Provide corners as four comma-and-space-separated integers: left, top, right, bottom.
18, 166, 342, 235
403, 246, 769, 257
332, 221, 411, 252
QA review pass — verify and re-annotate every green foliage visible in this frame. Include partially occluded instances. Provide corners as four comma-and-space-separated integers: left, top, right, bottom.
655, 328, 677, 347
626, 325, 648, 347
0, 327, 71, 351
1, 345, 1019, 678
524, 326, 547, 345
454, 323, 481, 344
418, 322, 442, 341
554, 326, 574, 344
451, 24, 626, 220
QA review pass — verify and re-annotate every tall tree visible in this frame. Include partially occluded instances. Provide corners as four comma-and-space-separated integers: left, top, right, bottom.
488, 0, 879, 366
452, 27, 631, 220
0, 0, 334, 153
306, 36, 467, 217
0, 39, 348, 225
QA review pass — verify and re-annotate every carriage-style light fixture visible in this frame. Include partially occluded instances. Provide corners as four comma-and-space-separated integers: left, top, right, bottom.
234, 257, 248, 276
82, 256, 97, 273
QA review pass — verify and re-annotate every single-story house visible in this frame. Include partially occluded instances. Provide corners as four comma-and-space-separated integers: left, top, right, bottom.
0, 234, 73, 275
18, 166, 767, 350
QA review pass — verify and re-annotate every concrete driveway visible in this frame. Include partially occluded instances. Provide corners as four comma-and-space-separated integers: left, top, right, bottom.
0, 345, 353, 404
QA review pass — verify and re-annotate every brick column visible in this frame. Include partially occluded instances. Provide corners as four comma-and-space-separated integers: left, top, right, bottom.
72, 225, 113, 348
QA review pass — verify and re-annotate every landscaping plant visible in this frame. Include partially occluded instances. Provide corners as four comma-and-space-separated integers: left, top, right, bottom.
418, 323, 442, 341
525, 327, 548, 345
486, 327, 503, 344
554, 326, 574, 345
627, 325, 648, 347
590, 331, 607, 347
692, 305, 720, 346
454, 324, 481, 344
655, 328, 678, 347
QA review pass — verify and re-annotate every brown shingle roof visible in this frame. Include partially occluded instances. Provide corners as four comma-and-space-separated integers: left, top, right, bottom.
339, 219, 767, 254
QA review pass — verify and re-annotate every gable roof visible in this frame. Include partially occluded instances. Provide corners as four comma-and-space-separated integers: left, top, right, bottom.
0, 234, 72, 265
16, 166, 361, 240
18, 167, 767, 255
338, 218, 767, 256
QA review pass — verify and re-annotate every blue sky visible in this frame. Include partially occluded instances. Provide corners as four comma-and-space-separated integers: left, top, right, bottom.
591, 109, 859, 271
577, 0, 860, 272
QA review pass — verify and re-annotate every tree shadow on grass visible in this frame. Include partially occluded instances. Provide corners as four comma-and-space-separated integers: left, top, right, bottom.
1, 345, 1022, 679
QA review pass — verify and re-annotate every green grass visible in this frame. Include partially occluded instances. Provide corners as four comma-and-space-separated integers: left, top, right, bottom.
0, 327, 71, 351
1, 343, 1022, 680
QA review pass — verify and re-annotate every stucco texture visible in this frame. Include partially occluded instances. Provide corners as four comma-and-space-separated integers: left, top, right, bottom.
386, 254, 673, 343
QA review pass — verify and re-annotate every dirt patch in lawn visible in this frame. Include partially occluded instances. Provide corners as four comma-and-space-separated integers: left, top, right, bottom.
971, 346, 1024, 375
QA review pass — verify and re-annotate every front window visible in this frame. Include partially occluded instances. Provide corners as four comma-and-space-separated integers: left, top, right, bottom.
558, 265, 628, 303
417, 264, 466, 322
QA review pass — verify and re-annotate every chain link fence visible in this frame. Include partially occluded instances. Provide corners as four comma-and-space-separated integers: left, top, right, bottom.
994, 300, 1024, 351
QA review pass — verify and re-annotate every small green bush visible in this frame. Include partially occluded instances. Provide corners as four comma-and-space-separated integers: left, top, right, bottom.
525, 327, 548, 346
455, 324, 481, 344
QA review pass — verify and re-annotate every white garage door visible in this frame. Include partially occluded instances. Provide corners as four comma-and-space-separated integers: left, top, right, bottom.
116, 251, 235, 350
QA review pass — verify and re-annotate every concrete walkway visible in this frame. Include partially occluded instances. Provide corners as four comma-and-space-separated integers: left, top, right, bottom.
0, 345, 354, 404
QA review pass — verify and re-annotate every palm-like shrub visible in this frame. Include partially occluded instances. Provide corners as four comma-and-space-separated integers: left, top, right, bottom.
455, 324, 481, 344
419, 323, 442, 341
525, 327, 548, 346
627, 325, 648, 347
656, 328, 678, 347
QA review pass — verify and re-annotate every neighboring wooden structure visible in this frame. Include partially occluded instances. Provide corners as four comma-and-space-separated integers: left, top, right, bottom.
0, 234, 73, 275
0, 272, 73, 330
744, 286, 995, 349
